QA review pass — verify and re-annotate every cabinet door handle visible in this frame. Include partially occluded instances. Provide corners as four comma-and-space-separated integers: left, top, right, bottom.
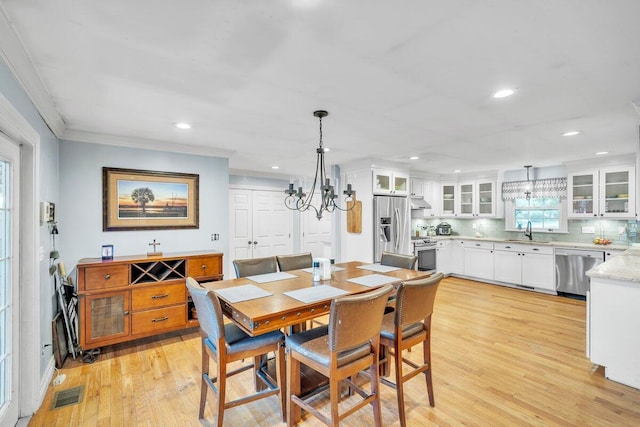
104, 274, 111, 280
152, 316, 169, 323
151, 294, 169, 299
532, 248, 539, 251
123, 310, 130, 315
505, 246, 511, 249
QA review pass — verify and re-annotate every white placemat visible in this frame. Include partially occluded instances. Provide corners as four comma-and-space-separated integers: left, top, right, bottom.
214, 284, 273, 303
357, 264, 401, 273
301, 266, 346, 274
347, 274, 398, 288
246, 271, 297, 283
284, 285, 349, 303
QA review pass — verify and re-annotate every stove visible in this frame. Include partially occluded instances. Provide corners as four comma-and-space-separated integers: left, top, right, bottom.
412, 239, 437, 271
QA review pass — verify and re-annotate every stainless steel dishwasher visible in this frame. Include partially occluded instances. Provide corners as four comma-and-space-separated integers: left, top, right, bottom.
555, 248, 604, 296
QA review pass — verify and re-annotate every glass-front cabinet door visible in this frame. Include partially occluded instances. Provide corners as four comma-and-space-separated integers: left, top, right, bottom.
84, 290, 130, 346
373, 169, 392, 194
477, 180, 495, 216
441, 183, 456, 216
459, 182, 474, 216
599, 166, 635, 218
567, 170, 597, 218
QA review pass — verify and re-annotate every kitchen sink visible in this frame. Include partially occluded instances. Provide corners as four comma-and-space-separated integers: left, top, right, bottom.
503, 239, 551, 244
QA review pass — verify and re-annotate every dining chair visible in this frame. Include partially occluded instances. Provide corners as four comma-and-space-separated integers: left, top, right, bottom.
232, 256, 278, 278
186, 277, 286, 426
380, 251, 418, 270
378, 272, 443, 427
276, 252, 313, 272
285, 284, 394, 427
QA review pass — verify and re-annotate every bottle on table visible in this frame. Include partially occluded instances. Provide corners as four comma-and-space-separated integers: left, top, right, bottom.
312, 261, 321, 284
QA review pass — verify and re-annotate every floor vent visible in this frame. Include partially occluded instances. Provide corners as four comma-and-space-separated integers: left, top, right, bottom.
51, 385, 84, 410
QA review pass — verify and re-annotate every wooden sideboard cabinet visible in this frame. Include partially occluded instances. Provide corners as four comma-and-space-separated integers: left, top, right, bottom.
76, 251, 223, 350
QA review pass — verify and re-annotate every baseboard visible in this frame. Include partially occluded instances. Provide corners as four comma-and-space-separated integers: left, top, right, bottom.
39, 356, 56, 406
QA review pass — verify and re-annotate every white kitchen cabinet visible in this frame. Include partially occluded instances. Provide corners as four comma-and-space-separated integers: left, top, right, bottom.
463, 241, 494, 281
435, 240, 452, 275
493, 243, 554, 291
410, 178, 424, 198
450, 240, 465, 275
589, 275, 640, 389
604, 249, 625, 260
440, 182, 457, 217
411, 180, 438, 218
373, 169, 409, 195
568, 166, 636, 219
457, 179, 497, 218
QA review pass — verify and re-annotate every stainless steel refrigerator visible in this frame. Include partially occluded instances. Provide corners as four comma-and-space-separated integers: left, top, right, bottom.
373, 195, 410, 262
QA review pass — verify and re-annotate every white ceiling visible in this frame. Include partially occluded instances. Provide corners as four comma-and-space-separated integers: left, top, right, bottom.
1, 0, 640, 179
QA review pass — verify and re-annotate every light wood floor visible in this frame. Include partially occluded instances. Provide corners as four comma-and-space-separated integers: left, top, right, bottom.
29, 277, 640, 426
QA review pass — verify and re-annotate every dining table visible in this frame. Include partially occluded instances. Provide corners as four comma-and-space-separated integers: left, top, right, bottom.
199, 260, 432, 420
200, 260, 432, 337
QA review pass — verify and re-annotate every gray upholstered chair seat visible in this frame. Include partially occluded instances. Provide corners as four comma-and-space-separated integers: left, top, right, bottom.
380, 313, 424, 341
204, 323, 284, 355
286, 325, 372, 368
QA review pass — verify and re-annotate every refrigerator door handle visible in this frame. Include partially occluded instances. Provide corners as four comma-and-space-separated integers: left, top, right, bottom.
394, 207, 400, 252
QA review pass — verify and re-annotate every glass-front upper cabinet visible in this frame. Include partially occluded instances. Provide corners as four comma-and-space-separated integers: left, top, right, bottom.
441, 183, 456, 216
600, 167, 635, 217
373, 169, 409, 195
456, 179, 496, 217
568, 166, 635, 218
567, 170, 597, 217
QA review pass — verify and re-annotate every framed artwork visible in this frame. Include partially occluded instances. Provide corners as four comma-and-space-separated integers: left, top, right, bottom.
52, 312, 68, 369
101, 244, 114, 260
103, 167, 199, 231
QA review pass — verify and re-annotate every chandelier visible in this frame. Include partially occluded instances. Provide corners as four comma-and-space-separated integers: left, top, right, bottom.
284, 110, 356, 220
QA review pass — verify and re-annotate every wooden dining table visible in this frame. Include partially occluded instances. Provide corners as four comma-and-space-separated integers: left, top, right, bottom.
200, 261, 432, 337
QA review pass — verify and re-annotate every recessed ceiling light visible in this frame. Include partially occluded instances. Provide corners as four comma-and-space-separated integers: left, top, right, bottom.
175, 122, 191, 129
453, 169, 461, 173
562, 131, 581, 137
595, 151, 609, 155
409, 156, 419, 160
271, 166, 280, 169
492, 89, 515, 98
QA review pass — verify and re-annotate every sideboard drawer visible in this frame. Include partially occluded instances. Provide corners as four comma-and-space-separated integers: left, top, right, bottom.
84, 265, 129, 290
188, 256, 222, 280
131, 283, 186, 311
131, 305, 186, 335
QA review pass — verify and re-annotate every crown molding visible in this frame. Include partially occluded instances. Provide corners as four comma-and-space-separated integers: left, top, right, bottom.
61, 128, 235, 158
0, 5, 66, 137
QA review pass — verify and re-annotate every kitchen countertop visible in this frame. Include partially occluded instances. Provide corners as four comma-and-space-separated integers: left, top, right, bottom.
430, 235, 629, 251
586, 247, 640, 282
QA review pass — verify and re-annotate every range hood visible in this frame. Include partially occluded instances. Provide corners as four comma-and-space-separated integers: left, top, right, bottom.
410, 198, 432, 209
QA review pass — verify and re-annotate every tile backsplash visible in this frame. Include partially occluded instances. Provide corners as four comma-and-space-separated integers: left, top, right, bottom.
411, 217, 639, 246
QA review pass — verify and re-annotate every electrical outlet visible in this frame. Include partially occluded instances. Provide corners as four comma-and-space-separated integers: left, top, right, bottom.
582, 226, 596, 234
53, 374, 66, 386
619, 226, 627, 235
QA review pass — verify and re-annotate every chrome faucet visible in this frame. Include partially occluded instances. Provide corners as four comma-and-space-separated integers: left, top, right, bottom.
524, 220, 533, 240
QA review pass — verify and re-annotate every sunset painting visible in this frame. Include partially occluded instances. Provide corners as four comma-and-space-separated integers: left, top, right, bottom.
117, 179, 189, 219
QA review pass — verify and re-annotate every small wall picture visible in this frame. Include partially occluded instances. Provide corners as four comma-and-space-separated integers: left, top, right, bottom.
101, 244, 114, 260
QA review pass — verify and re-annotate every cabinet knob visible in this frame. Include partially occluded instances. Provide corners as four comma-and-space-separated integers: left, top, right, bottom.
123, 310, 130, 316
248, 240, 252, 245
201, 264, 207, 270
253, 241, 258, 245
104, 274, 111, 280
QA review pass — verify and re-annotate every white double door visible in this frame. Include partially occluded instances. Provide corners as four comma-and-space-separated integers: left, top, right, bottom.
229, 189, 292, 278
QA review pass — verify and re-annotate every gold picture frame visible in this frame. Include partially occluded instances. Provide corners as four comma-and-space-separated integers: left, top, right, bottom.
103, 167, 199, 231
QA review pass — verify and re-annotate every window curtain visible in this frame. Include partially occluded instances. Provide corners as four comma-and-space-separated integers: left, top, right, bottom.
502, 177, 567, 200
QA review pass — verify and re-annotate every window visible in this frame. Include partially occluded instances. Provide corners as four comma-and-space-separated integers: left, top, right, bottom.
505, 197, 568, 233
